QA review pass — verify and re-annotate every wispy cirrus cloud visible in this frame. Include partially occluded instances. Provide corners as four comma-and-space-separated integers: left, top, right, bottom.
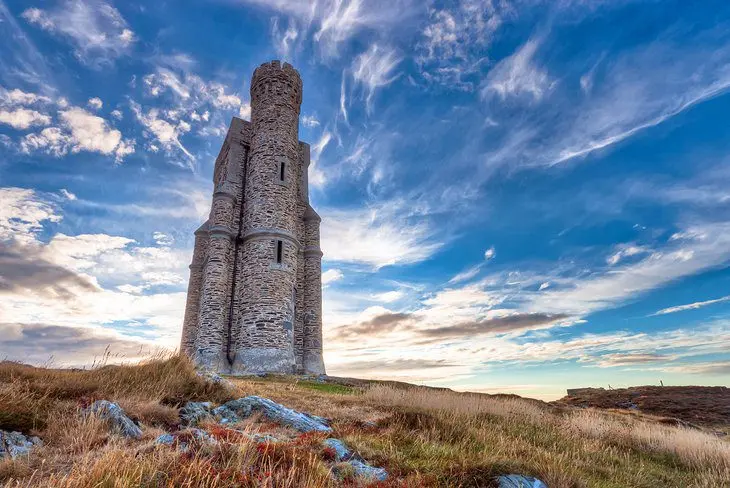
417, 0, 509, 90
652, 295, 730, 316
482, 38, 554, 102
22, 0, 135, 67
351, 44, 402, 114
232, 0, 420, 58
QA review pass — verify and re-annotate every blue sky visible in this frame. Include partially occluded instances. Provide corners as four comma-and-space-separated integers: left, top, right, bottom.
1, 0, 729, 399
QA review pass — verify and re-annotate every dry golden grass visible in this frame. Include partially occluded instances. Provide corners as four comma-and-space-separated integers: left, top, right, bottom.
1, 357, 729, 487
360, 385, 730, 487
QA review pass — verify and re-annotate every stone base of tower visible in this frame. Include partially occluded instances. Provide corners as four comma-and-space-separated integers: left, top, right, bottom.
302, 352, 326, 375
230, 347, 296, 375
194, 349, 231, 374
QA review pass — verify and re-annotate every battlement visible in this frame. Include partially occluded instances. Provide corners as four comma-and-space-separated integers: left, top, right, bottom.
250, 60, 302, 107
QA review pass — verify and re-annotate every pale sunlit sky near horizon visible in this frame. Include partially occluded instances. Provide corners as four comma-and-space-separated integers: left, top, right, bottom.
1, 0, 730, 400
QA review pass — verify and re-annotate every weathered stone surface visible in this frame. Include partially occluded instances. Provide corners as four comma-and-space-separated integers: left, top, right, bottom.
219, 395, 331, 432
180, 401, 212, 425
155, 428, 215, 452
497, 474, 548, 488
180, 61, 325, 376
86, 400, 142, 439
348, 460, 388, 482
323, 438, 352, 461
0, 431, 41, 459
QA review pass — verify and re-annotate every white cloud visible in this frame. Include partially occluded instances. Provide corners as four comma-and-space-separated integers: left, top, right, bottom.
131, 102, 193, 163
87, 97, 103, 110
301, 114, 320, 128
309, 130, 332, 187
152, 231, 174, 247
59, 107, 127, 157
484, 246, 496, 260
0, 88, 52, 107
606, 243, 648, 266
271, 17, 299, 59
371, 290, 405, 303
19, 106, 135, 162
417, 0, 508, 90
239, 103, 251, 120
0, 188, 191, 348
22, 0, 136, 66
448, 264, 482, 284
0, 108, 51, 129
352, 44, 402, 113
110, 109, 122, 120
528, 221, 730, 316
236, 0, 418, 58
59, 189, 77, 201
652, 295, 730, 316
0, 187, 61, 243
20, 127, 72, 157
322, 268, 344, 285
320, 198, 444, 268
482, 39, 553, 102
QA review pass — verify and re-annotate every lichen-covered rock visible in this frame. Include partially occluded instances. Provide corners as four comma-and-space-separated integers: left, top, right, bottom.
497, 474, 548, 488
0, 431, 41, 459
86, 400, 142, 439
323, 438, 352, 461
155, 428, 215, 452
212, 396, 254, 424
217, 396, 331, 432
245, 396, 331, 432
155, 433, 175, 446
211, 404, 240, 424
180, 401, 213, 425
348, 460, 388, 482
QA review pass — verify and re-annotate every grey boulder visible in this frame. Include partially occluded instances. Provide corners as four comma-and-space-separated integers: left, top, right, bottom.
180, 401, 213, 425
348, 460, 388, 482
323, 438, 352, 461
0, 430, 42, 459
86, 400, 142, 439
497, 474, 548, 488
215, 396, 331, 433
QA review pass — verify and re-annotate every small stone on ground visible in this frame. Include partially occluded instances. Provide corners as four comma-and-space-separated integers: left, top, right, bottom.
497, 474, 548, 488
86, 400, 142, 439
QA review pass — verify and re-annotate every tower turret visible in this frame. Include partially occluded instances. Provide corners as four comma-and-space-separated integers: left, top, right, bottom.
232, 61, 303, 374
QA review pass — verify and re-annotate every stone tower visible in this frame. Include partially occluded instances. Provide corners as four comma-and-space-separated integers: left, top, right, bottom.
180, 61, 325, 376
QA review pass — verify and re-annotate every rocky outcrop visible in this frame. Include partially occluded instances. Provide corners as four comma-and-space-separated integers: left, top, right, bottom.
323, 438, 388, 481
180, 401, 213, 425
497, 474, 548, 488
0, 430, 41, 459
182, 395, 332, 432
86, 400, 142, 439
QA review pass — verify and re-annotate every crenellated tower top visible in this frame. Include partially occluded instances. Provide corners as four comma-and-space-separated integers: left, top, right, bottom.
250, 60, 303, 110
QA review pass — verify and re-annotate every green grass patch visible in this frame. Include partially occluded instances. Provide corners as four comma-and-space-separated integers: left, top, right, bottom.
296, 381, 356, 395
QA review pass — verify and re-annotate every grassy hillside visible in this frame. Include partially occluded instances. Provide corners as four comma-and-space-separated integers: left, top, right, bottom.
0, 356, 728, 487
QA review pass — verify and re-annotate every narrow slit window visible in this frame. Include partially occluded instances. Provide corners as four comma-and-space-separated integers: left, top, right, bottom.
279, 161, 286, 181
276, 240, 283, 264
